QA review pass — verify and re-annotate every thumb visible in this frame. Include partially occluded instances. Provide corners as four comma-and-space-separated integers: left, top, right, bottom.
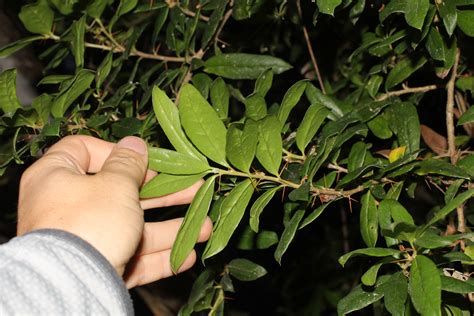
100, 136, 148, 187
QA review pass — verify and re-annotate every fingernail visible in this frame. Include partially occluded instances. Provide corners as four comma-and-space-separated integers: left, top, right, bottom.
117, 137, 147, 156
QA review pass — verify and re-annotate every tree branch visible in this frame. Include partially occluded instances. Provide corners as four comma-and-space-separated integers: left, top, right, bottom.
376, 84, 442, 101
447, 49, 461, 163
84, 42, 186, 62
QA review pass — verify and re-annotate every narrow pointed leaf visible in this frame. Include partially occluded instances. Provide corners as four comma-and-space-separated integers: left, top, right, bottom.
227, 258, 267, 281
338, 248, 402, 267
148, 147, 210, 175
385, 57, 427, 90
210, 77, 229, 119
203, 179, 254, 260
140, 173, 205, 198
295, 104, 330, 154
249, 186, 281, 232
171, 176, 216, 273
380, 272, 408, 316
256, 116, 282, 176
274, 209, 305, 264
0, 36, 43, 58
361, 261, 384, 286
226, 120, 258, 173
299, 198, 339, 229
0, 69, 22, 118
360, 191, 378, 247
71, 16, 86, 67
152, 86, 204, 161
409, 255, 441, 316
180, 84, 228, 167
404, 0, 429, 30
254, 69, 273, 97
277, 80, 308, 129
244, 93, 267, 120
441, 275, 474, 294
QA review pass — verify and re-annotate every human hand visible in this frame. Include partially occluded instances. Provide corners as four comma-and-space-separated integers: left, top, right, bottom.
17, 135, 212, 288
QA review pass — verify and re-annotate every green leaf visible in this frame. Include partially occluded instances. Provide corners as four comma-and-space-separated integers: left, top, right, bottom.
32, 93, 52, 124
439, 2, 457, 36
337, 277, 387, 315
456, 77, 474, 93
0, 36, 44, 58
338, 248, 401, 267
458, 106, 474, 125
299, 198, 339, 229
180, 84, 228, 167
249, 186, 281, 232
179, 269, 216, 315
70, 16, 86, 68
254, 69, 273, 97
171, 176, 216, 273
367, 115, 393, 139
210, 77, 229, 119
148, 147, 210, 175
227, 258, 267, 281
233, 0, 266, 20
409, 255, 441, 316
256, 115, 282, 176
274, 209, 305, 264
360, 191, 378, 248
152, 86, 204, 162
441, 275, 474, 294
226, 120, 258, 173
425, 27, 447, 61
0, 69, 22, 118
445, 179, 464, 204
349, 0, 365, 24
416, 158, 470, 179
51, 69, 95, 118
387, 102, 420, 153
203, 179, 254, 260
203, 53, 292, 80
38, 75, 74, 86
379, 199, 415, 226
86, 0, 108, 18
348, 142, 367, 172
277, 80, 308, 129
366, 75, 383, 98
19, 1, 54, 35
256, 230, 279, 249
457, 154, 474, 176
385, 56, 427, 90
317, 0, 343, 16
140, 173, 205, 198
201, 0, 226, 46
361, 261, 385, 286
50, 0, 78, 15
457, 10, 474, 37
305, 83, 343, 117
191, 73, 213, 99
404, 0, 429, 30
380, 272, 408, 316
295, 104, 330, 154
96, 52, 113, 89
414, 229, 461, 249
244, 93, 267, 120
421, 189, 474, 231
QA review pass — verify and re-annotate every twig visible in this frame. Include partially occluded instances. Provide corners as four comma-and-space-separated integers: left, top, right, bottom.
446, 49, 464, 233
210, 9, 233, 50
84, 42, 186, 62
296, 0, 326, 94
95, 18, 125, 50
179, 5, 210, 22
376, 84, 442, 101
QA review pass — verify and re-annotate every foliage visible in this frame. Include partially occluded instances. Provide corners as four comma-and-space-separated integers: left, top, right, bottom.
1, 0, 474, 314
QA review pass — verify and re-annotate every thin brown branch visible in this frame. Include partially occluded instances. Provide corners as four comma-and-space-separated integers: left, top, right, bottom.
376, 84, 442, 101
296, 0, 326, 94
211, 8, 233, 50
179, 5, 210, 22
84, 42, 186, 62
446, 49, 460, 163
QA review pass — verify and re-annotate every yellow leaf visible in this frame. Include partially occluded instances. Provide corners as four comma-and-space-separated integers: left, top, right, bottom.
389, 146, 406, 163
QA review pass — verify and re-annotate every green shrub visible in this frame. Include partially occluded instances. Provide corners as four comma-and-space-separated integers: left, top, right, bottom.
1, 0, 474, 314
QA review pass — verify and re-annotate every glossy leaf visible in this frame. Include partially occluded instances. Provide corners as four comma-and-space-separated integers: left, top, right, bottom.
96, 52, 113, 89
51, 70, 95, 118
210, 77, 229, 119
244, 93, 267, 120
415, 158, 470, 179
256, 116, 282, 176
366, 75, 383, 98
227, 258, 267, 281
367, 115, 392, 139
404, 0, 429, 30
180, 84, 228, 167
348, 142, 367, 172
0, 69, 22, 118
140, 173, 205, 199
148, 147, 210, 175
360, 191, 378, 248
274, 209, 305, 264
441, 275, 474, 294
409, 255, 441, 316
337, 277, 387, 315
201, 0, 226, 47
277, 80, 308, 129
379, 199, 414, 226
203, 179, 254, 260
254, 69, 273, 97
305, 83, 343, 117
387, 102, 420, 153
295, 104, 330, 154
19, 2, 54, 35
317, 0, 343, 16
380, 272, 408, 316
385, 57, 427, 90
0, 36, 43, 58
71, 16, 86, 68
457, 10, 474, 37
152, 87, 204, 161
361, 261, 385, 286
299, 198, 339, 229
439, 2, 457, 36
249, 186, 281, 232
226, 120, 258, 173
256, 230, 279, 249
425, 27, 446, 62
338, 247, 401, 267
192, 73, 213, 99
204, 53, 292, 80
86, 0, 108, 18
171, 176, 216, 273
457, 106, 474, 125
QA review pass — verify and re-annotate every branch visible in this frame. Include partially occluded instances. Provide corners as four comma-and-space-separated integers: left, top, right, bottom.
179, 5, 210, 22
376, 84, 442, 101
446, 49, 461, 163
296, 0, 326, 94
84, 42, 186, 62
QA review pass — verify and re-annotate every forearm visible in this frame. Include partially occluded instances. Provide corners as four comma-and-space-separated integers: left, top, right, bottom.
0, 229, 133, 315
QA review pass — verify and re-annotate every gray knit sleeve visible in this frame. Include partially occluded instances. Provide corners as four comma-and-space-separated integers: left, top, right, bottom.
0, 229, 133, 315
